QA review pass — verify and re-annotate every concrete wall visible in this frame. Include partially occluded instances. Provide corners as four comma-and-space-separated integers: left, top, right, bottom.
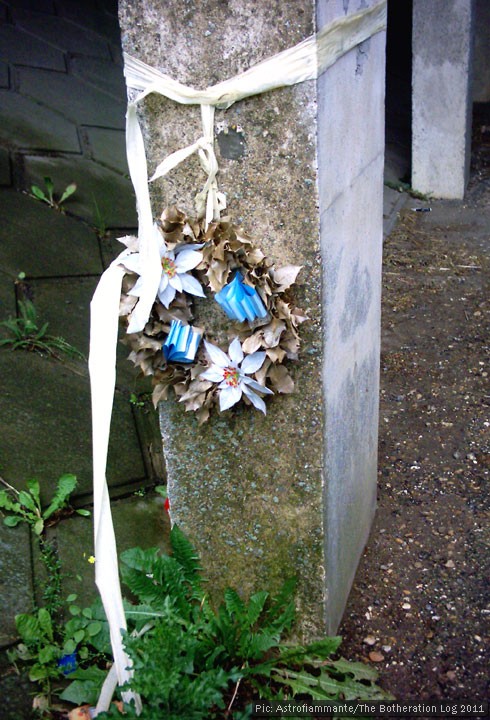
412, 0, 475, 199
119, 0, 385, 636
317, 0, 385, 631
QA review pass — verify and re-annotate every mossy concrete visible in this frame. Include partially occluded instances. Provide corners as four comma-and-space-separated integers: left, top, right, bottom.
119, 0, 385, 636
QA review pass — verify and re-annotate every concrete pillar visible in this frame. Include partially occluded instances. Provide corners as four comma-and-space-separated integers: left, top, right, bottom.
412, 0, 475, 199
118, 0, 385, 636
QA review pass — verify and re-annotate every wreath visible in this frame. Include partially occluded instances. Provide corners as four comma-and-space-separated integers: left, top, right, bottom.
118, 206, 306, 424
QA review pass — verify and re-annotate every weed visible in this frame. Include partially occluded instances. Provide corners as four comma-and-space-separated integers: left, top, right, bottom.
0, 299, 85, 360
30, 176, 77, 211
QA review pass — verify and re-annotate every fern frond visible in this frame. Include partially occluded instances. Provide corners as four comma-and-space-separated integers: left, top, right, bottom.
224, 588, 246, 620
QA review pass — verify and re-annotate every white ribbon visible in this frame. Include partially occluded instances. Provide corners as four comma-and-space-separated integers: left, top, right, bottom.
89, 2, 387, 714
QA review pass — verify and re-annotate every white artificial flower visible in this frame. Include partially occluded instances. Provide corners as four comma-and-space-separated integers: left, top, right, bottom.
122, 225, 205, 309
199, 337, 273, 414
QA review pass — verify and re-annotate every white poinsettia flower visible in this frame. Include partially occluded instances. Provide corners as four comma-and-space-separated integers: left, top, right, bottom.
199, 337, 273, 414
122, 225, 205, 309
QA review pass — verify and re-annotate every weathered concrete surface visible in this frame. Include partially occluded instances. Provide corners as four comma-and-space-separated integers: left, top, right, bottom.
119, 0, 385, 635
317, 1, 385, 632
412, 0, 475, 199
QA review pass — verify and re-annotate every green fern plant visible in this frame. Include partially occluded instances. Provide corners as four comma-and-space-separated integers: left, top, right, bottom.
94, 526, 393, 719
0, 299, 85, 360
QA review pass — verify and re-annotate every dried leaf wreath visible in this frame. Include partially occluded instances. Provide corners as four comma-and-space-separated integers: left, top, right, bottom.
118, 206, 306, 424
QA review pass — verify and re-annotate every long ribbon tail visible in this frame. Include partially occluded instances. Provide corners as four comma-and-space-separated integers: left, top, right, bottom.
89, 260, 142, 716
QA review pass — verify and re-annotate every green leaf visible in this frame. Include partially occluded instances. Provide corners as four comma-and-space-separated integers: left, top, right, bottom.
59, 183, 77, 204
4, 515, 22, 527
87, 621, 102, 637
66, 593, 78, 603
327, 657, 381, 682
43, 473, 77, 520
246, 590, 269, 626
26, 478, 41, 506
31, 185, 48, 202
33, 517, 44, 535
17, 490, 38, 513
273, 664, 391, 702
63, 639, 76, 655
304, 637, 342, 658
0, 491, 22, 513
82, 607, 93, 619
38, 644, 59, 664
43, 176, 54, 194
224, 587, 246, 619
76, 508, 91, 517
16, 614, 41, 643
38, 608, 53, 641
59, 679, 101, 706
29, 664, 50, 681
69, 605, 81, 616
73, 629, 85, 644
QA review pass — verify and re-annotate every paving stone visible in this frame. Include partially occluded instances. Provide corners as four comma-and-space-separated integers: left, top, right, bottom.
12, 8, 111, 59
35, 494, 171, 608
83, 126, 129, 174
28, 275, 99, 358
0, 146, 11, 185
0, 266, 16, 311
70, 54, 126, 100
0, 350, 147, 501
0, 650, 32, 720
29, 274, 143, 388
0, 90, 80, 151
4, 0, 55, 12
0, 24, 65, 70
58, 0, 121, 45
18, 66, 126, 128
0, 60, 9, 87
0, 189, 101, 276
23, 154, 137, 228
0, 522, 33, 646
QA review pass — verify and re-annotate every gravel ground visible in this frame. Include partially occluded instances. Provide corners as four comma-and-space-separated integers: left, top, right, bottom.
338, 104, 490, 704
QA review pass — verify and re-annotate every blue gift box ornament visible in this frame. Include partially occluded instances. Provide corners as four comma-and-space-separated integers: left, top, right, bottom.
163, 320, 202, 363
215, 272, 268, 323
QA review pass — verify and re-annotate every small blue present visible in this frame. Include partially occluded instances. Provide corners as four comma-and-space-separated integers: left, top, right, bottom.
58, 652, 77, 675
215, 273, 268, 323
163, 320, 202, 363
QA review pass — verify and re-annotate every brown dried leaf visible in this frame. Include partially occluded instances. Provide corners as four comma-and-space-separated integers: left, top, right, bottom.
266, 346, 286, 363
272, 265, 302, 291
179, 379, 213, 403
263, 318, 286, 348
242, 331, 264, 354
207, 260, 230, 292
196, 404, 211, 425
152, 383, 170, 406
119, 294, 138, 317
268, 364, 294, 393
255, 357, 271, 385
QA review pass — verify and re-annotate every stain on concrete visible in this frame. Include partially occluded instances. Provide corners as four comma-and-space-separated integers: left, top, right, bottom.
340, 259, 372, 341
